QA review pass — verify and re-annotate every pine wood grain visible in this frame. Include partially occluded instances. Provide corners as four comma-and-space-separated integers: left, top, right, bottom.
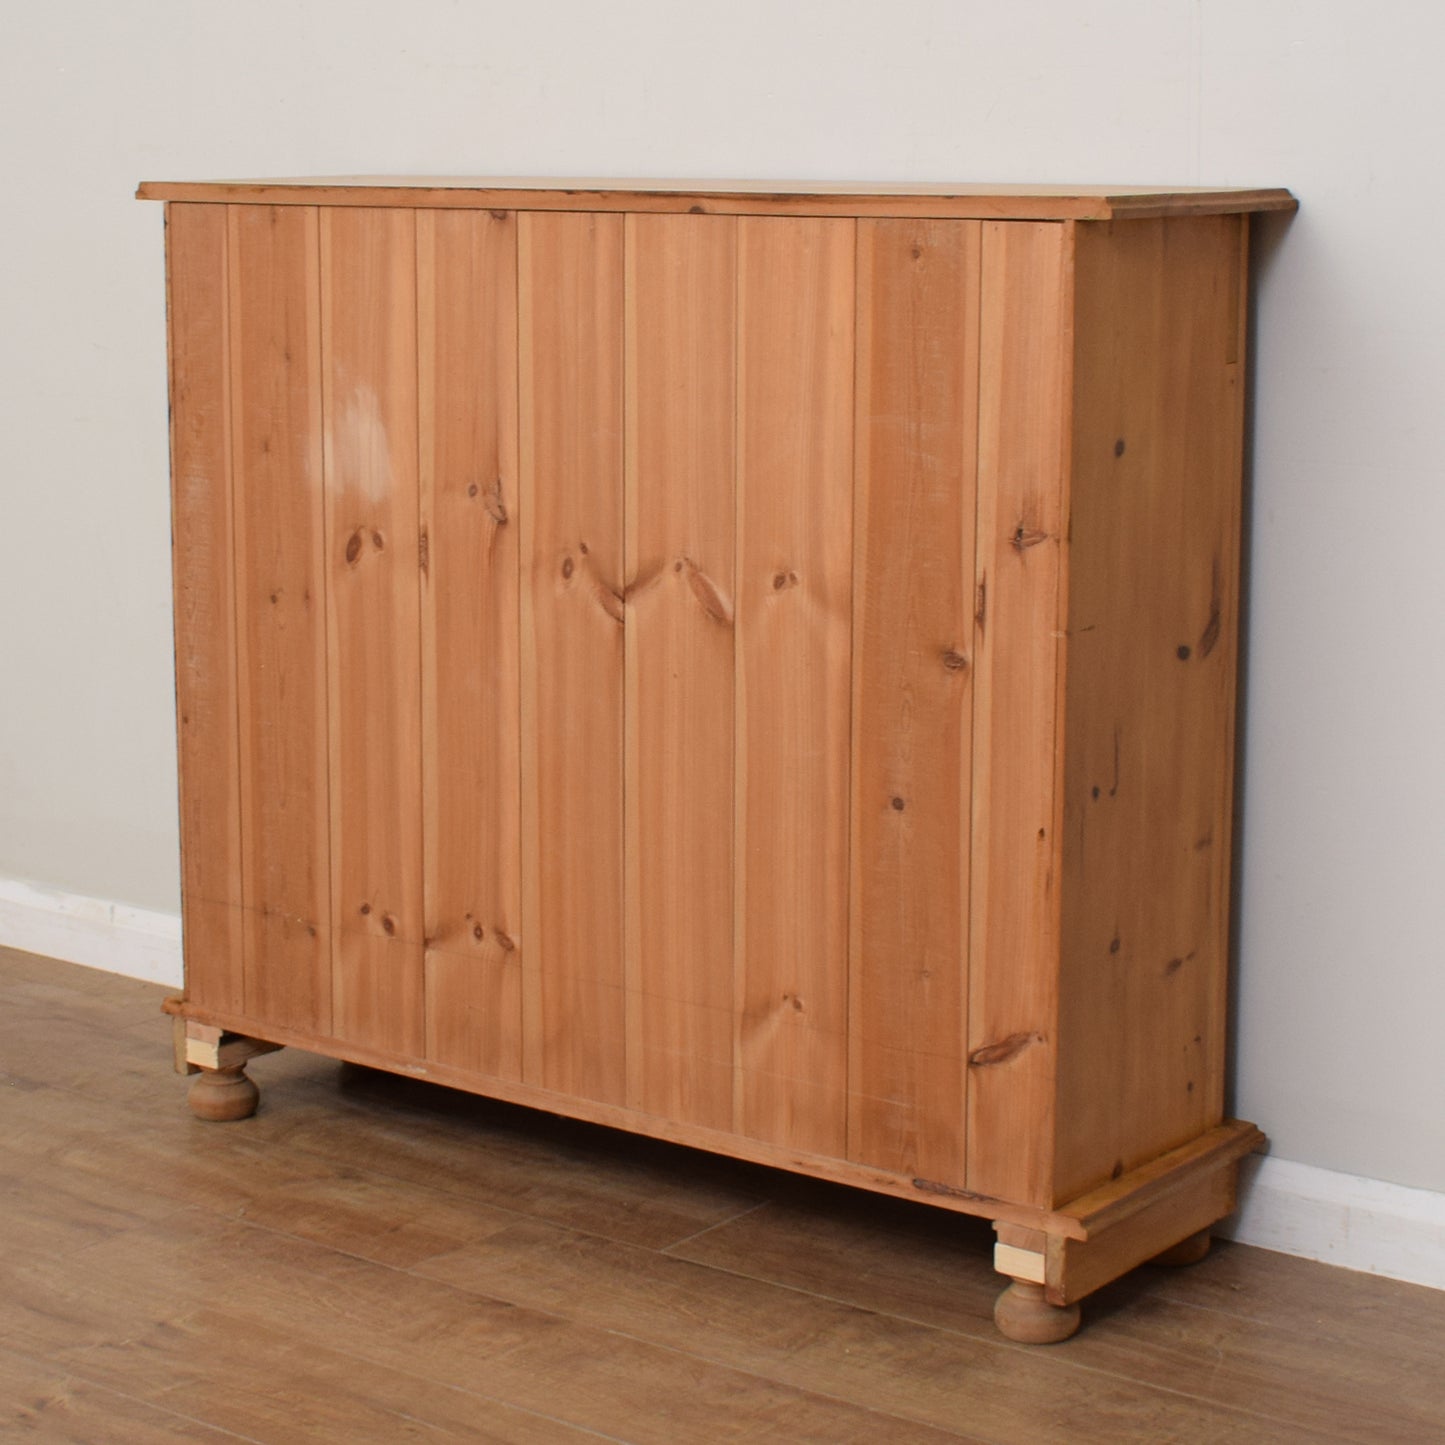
848, 218, 980, 1182
319, 206, 424, 1059
417, 208, 523, 1080
621, 212, 738, 1130
735, 216, 855, 1156
165, 203, 243, 1018
518, 211, 627, 1104
1052, 215, 1249, 1200
227, 204, 331, 1035
966, 220, 1070, 1208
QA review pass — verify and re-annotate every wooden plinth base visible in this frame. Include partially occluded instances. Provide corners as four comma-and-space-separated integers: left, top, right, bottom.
994, 1282, 1081, 1344
188, 1064, 259, 1121
989, 1125, 1262, 1340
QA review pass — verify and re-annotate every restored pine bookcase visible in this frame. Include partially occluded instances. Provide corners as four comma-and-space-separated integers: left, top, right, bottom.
140, 178, 1295, 1342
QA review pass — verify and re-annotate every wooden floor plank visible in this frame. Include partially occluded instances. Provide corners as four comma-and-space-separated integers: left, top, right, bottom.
0, 1281, 605, 1445
3, 947, 1443, 1445
414, 1217, 1357, 1445
669, 1193, 1444, 1443
0, 1344, 255, 1444
2, 1209, 970, 1445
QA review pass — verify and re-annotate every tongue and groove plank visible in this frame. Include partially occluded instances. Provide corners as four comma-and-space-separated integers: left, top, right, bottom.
227, 203, 332, 1035
319, 206, 424, 1059
417, 209, 523, 1080
966, 220, 1070, 1208
848, 219, 981, 1183
734, 216, 856, 1156
166, 203, 243, 1018
622, 213, 738, 1130
519, 211, 628, 1105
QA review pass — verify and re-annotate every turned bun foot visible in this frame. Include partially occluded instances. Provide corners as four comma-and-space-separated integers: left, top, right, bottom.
1150, 1228, 1213, 1268
994, 1281, 1081, 1344
188, 1064, 259, 1121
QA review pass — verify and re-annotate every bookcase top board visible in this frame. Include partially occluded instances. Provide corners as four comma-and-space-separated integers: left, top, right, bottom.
136, 177, 1297, 222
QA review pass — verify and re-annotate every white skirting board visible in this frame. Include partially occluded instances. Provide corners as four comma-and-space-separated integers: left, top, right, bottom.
1217, 1154, 1445, 1291
0, 874, 1441, 1291
0, 876, 182, 988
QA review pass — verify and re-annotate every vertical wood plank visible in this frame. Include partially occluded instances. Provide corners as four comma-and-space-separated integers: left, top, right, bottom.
320, 207, 424, 1059
229, 204, 331, 1034
735, 216, 855, 1156
622, 213, 737, 1130
417, 210, 522, 1079
518, 211, 626, 1104
848, 219, 981, 1182
167, 203, 243, 1015
1052, 215, 1248, 1201
967, 220, 1070, 1208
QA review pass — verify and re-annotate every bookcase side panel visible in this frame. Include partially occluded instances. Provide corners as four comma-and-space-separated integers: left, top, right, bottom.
167, 202, 244, 1015
1053, 214, 1248, 1202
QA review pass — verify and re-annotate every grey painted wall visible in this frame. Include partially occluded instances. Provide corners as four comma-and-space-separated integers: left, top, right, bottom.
2, 1, 1440, 1192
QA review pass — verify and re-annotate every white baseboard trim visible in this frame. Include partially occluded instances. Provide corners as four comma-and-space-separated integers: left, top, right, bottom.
0, 876, 182, 988
1219, 1153, 1445, 1291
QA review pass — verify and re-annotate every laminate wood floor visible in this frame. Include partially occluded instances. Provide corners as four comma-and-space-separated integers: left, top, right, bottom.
1, 945, 1440, 1443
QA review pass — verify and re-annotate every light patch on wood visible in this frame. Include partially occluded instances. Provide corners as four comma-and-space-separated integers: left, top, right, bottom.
327, 379, 395, 504
995, 1242, 1047, 1284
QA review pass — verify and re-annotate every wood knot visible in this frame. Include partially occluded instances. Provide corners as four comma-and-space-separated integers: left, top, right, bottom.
345, 531, 363, 565
968, 1031, 1045, 1067
595, 584, 626, 624
381, 914, 396, 937
473, 923, 484, 940
1199, 601, 1221, 658
680, 557, 733, 625
941, 648, 969, 672
772, 570, 799, 591
371, 530, 384, 550
1011, 525, 1049, 552
359, 903, 371, 916
495, 930, 516, 953
1176, 644, 1192, 661
1114, 438, 1126, 458
562, 556, 574, 580
891, 796, 906, 811
484, 480, 509, 525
